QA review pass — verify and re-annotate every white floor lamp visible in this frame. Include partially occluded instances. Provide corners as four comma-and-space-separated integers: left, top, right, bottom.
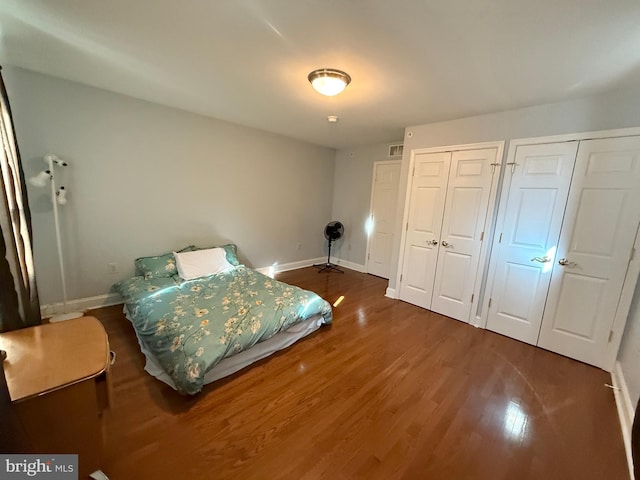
29, 154, 83, 322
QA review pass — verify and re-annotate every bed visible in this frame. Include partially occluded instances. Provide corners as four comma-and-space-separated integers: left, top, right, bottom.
113, 244, 333, 395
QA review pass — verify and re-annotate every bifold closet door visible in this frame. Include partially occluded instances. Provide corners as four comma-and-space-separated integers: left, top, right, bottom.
538, 136, 640, 368
485, 142, 579, 344
399, 147, 499, 322
430, 148, 498, 322
399, 152, 451, 309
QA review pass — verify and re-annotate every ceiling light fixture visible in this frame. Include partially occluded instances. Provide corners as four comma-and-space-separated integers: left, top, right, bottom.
308, 68, 351, 96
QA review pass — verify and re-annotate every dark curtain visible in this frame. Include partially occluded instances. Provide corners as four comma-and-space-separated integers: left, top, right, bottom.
0, 66, 41, 332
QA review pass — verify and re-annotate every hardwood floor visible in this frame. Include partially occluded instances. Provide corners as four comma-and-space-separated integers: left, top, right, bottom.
90, 267, 629, 479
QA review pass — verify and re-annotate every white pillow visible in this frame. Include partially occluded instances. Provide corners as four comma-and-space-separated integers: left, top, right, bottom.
174, 247, 233, 280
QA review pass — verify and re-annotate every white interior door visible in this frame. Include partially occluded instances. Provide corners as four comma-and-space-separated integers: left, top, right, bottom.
431, 148, 498, 322
399, 152, 450, 309
367, 161, 401, 279
538, 136, 640, 368
486, 142, 579, 344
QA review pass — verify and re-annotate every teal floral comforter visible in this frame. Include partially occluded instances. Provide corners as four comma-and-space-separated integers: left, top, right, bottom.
114, 266, 332, 395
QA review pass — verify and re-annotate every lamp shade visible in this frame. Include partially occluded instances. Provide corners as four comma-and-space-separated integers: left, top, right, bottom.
308, 68, 351, 96
29, 170, 51, 188
57, 186, 67, 205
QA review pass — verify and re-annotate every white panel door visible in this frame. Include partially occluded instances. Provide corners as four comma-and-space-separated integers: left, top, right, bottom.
367, 161, 401, 279
399, 152, 451, 309
538, 136, 640, 368
486, 142, 579, 344
431, 148, 498, 322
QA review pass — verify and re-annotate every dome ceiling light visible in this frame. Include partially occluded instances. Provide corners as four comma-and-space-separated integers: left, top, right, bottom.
308, 68, 351, 96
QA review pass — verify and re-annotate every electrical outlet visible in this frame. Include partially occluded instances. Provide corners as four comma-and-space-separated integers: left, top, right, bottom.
108, 263, 118, 274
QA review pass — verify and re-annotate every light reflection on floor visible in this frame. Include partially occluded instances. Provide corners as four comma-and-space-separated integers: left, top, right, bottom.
503, 400, 530, 443
357, 308, 366, 327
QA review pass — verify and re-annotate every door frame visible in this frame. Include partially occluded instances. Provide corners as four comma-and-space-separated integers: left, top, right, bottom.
395, 140, 505, 324
479, 126, 640, 370
365, 160, 402, 276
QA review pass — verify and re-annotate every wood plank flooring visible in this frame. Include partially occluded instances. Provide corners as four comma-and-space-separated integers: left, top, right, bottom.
90, 267, 629, 479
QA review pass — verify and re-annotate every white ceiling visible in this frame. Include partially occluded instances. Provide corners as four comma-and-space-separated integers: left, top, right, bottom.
1, 0, 640, 149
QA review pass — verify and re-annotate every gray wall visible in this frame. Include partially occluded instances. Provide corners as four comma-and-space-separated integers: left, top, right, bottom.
6, 65, 640, 404
4, 67, 335, 305
331, 142, 402, 268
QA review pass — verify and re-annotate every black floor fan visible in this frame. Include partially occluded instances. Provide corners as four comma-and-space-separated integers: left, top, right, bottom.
314, 221, 345, 273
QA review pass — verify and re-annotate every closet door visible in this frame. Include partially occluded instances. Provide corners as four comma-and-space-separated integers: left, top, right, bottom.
367, 161, 401, 279
398, 152, 450, 309
430, 148, 498, 322
538, 136, 640, 368
486, 142, 578, 344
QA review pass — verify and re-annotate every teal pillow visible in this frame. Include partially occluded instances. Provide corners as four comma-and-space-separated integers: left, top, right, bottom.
194, 243, 240, 266
221, 243, 240, 266
135, 245, 195, 279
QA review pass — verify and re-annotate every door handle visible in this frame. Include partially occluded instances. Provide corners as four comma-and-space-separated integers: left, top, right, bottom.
441, 241, 452, 247
531, 256, 551, 263
427, 239, 438, 246
558, 258, 572, 266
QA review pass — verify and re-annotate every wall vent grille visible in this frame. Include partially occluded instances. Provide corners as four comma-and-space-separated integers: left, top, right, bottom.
388, 144, 404, 157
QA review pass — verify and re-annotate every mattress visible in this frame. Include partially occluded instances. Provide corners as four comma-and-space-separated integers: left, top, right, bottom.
114, 264, 333, 394
125, 306, 326, 389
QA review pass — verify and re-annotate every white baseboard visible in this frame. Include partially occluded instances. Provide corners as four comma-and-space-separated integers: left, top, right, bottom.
470, 315, 483, 328
612, 361, 636, 480
40, 292, 123, 318
385, 287, 397, 299
255, 257, 326, 276
256, 257, 366, 275
39, 257, 362, 317
41, 259, 328, 316
332, 258, 366, 273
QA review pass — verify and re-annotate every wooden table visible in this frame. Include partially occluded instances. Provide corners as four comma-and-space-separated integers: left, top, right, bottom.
0, 316, 112, 479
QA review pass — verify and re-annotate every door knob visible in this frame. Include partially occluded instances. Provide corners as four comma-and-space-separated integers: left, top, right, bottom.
558, 258, 570, 266
531, 256, 551, 263
441, 241, 452, 247
427, 239, 438, 245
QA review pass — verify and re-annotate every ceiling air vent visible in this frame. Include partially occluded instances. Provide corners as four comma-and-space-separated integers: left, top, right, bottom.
388, 144, 404, 157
